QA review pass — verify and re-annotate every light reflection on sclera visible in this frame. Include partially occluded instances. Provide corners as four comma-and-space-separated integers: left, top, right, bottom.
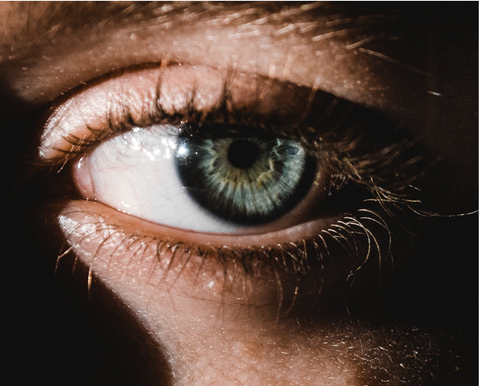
74, 124, 243, 233
73, 120, 333, 236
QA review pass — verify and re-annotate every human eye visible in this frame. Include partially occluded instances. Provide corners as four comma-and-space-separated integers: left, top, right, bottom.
38, 62, 425, 319
6, 3, 476, 385
74, 125, 318, 234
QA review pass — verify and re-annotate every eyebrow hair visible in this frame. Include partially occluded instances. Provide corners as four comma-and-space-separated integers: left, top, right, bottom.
2, 2, 178, 44
0, 1, 475, 118
4, 1, 475, 61
0, 2, 424, 49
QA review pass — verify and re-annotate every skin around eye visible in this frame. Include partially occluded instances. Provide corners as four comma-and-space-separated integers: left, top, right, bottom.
41, 59, 432, 321
47, 63, 408, 322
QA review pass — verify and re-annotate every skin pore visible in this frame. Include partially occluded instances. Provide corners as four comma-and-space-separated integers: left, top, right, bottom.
2, 3, 477, 386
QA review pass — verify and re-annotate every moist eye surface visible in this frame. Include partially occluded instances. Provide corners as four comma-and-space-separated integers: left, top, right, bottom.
73, 122, 324, 234
176, 124, 316, 225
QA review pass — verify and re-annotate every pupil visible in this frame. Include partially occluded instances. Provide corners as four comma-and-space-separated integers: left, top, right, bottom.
227, 139, 259, 169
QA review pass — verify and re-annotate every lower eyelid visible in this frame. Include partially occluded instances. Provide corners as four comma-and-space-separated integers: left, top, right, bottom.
58, 199, 376, 320
62, 200, 342, 248
59, 200, 289, 320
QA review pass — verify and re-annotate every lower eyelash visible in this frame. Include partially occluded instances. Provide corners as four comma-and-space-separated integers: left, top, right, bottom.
56, 193, 420, 318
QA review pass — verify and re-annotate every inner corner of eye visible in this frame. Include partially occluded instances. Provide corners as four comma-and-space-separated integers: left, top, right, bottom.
73, 156, 96, 199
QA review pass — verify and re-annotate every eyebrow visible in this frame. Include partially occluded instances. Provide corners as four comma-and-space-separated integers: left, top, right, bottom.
2, 2, 475, 67
1, 2, 431, 50
0, 2, 474, 121
0, 2, 399, 108
1, 2, 176, 46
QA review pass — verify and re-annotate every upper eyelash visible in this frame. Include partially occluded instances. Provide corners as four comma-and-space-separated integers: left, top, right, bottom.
38, 65, 430, 232
59, 91, 427, 213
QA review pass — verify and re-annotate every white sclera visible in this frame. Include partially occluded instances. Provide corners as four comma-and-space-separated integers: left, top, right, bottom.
79, 125, 240, 233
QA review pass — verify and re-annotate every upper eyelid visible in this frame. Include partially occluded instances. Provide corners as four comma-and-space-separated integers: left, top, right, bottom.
38, 61, 426, 176
38, 63, 340, 161
37, 60, 404, 164
37, 62, 427, 215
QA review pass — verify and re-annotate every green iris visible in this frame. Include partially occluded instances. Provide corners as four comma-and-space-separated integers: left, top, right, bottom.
175, 125, 315, 225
